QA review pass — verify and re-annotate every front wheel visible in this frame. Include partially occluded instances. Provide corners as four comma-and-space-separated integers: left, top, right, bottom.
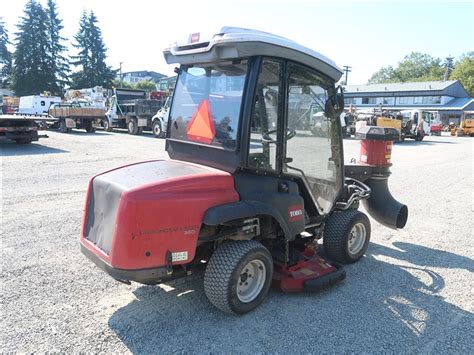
152, 120, 165, 138
323, 210, 371, 264
415, 131, 425, 141
103, 119, 113, 132
204, 240, 273, 314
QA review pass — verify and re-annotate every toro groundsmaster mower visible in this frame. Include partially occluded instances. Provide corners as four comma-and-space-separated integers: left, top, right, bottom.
81, 27, 408, 314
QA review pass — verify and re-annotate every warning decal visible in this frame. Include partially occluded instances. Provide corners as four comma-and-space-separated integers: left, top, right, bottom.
186, 99, 215, 144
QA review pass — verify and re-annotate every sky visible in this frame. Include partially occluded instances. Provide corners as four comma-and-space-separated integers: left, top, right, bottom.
2, 0, 473, 84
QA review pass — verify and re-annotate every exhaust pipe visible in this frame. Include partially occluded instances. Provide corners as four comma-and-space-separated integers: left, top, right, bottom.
362, 175, 408, 229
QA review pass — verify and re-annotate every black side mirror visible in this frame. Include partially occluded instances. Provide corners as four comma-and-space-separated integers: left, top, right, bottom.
325, 85, 344, 118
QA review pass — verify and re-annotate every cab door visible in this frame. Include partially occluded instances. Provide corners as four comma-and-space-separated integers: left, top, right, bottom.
283, 62, 343, 216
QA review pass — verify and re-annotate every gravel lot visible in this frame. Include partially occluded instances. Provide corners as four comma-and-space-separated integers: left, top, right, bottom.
1, 129, 473, 353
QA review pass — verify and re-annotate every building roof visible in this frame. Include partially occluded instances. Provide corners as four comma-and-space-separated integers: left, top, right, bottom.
345, 80, 458, 94
163, 26, 343, 81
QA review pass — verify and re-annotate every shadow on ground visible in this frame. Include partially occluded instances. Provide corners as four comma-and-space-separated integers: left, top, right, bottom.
0, 141, 68, 156
108, 242, 473, 353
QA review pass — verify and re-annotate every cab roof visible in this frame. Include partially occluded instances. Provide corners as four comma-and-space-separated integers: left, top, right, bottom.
163, 27, 343, 81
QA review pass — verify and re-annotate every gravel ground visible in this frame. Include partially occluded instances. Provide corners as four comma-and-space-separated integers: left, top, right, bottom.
1, 129, 473, 353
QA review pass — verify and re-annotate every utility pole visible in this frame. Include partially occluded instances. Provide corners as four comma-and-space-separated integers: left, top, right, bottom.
119, 62, 124, 88
343, 65, 352, 85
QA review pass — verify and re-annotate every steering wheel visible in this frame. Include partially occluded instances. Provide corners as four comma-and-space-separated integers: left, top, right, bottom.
261, 128, 296, 143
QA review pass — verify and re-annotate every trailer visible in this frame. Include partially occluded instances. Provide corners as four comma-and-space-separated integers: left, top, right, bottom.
0, 114, 50, 144
104, 88, 163, 135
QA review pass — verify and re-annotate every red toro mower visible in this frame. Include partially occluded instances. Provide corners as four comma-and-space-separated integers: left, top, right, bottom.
81, 27, 408, 314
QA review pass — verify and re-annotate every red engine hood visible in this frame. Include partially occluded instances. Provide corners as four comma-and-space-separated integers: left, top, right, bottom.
81, 159, 239, 270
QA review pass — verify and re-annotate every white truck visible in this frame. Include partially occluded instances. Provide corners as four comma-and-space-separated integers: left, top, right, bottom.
399, 110, 442, 140
18, 94, 61, 115
150, 95, 171, 138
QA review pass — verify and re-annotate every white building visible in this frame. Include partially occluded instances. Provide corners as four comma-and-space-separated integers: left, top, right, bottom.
343, 80, 473, 124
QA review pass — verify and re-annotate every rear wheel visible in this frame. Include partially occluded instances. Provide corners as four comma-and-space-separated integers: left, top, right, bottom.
204, 240, 273, 314
323, 210, 371, 264
85, 122, 95, 133
152, 120, 164, 138
59, 120, 69, 133
127, 119, 139, 135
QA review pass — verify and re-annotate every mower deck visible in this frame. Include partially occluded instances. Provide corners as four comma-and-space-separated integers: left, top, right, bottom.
272, 247, 346, 293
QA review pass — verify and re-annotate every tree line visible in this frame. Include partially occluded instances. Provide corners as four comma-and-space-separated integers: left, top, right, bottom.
368, 52, 474, 96
0, 0, 115, 96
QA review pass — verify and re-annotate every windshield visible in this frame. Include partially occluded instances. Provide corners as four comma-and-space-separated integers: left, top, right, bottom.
169, 61, 248, 150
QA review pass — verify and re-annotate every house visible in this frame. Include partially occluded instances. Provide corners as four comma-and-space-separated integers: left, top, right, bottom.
343, 80, 474, 124
119, 71, 166, 85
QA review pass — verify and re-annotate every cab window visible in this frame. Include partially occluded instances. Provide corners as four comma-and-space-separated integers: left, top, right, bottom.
247, 59, 282, 170
285, 62, 342, 214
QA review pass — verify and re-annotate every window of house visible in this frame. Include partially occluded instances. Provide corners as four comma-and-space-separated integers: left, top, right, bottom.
368, 97, 377, 104
414, 97, 423, 104
362, 97, 369, 104
383, 97, 394, 105
398, 97, 410, 104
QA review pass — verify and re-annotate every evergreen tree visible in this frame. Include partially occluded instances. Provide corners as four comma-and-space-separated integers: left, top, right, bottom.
0, 18, 13, 88
11, 0, 51, 96
443, 56, 455, 81
71, 11, 115, 88
45, 0, 69, 94
450, 53, 474, 97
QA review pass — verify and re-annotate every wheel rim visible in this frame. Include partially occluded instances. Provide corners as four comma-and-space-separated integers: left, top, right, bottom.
153, 123, 161, 136
128, 121, 134, 132
348, 222, 367, 255
236, 260, 266, 303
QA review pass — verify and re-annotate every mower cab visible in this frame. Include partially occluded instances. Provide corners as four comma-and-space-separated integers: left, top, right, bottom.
81, 27, 408, 314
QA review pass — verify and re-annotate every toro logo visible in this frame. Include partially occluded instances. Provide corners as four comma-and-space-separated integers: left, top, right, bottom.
288, 205, 304, 222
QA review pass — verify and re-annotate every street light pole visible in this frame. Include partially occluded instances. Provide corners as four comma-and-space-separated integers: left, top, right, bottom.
343, 65, 352, 85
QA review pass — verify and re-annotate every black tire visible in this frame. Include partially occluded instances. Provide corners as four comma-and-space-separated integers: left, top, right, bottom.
59, 120, 69, 133
323, 210, 371, 264
152, 120, 165, 138
204, 240, 273, 314
127, 119, 139, 135
85, 123, 95, 133
103, 119, 113, 132
415, 132, 425, 141
14, 138, 32, 144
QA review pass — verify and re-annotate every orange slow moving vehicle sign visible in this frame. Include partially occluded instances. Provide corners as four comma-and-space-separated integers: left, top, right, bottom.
186, 99, 215, 144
